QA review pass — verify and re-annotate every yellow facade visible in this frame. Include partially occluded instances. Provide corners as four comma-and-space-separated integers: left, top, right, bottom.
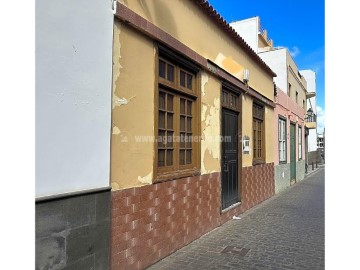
241, 96, 275, 167
200, 72, 221, 174
111, 22, 155, 190
120, 0, 274, 101
111, 1, 276, 190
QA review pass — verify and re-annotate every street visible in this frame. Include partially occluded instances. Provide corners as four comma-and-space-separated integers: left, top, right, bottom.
147, 167, 325, 270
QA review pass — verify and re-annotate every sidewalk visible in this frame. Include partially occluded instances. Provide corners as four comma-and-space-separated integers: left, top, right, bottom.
305, 161, 325, 178
147, 168, 325, 270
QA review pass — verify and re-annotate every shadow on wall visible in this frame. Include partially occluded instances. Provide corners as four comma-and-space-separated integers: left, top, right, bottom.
137, 0, 178, 38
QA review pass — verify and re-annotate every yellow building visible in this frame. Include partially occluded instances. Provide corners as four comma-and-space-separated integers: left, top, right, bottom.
110, 1, 276, 269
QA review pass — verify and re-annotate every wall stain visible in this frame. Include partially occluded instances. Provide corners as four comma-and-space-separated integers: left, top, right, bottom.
214, 53, 245, 80
137, 172, 153, 184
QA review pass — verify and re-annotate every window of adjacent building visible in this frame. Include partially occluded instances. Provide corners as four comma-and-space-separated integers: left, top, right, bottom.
156, 52, 199, 180
278, 117, 286, 163
303, 100, 305, 109
253, 102, 265, 162
296, 91, 298, 103
288, 83, 291, 97
298, 126, 302, 160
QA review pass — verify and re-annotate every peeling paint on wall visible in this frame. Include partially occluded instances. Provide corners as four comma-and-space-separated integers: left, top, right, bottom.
200, 73, 221, 174
113, 95, 136, 107
112, 126, 121, 135
203, 148, 219, 173
137, 172, 153, 184
201, 72, 209, 96
112, 23, 123, 110
111, 182, 120, 190
111, 22, 155, 190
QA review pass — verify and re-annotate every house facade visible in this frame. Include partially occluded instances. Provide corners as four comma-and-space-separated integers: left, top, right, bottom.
110, 1, 276, 269
300, 70, 320, 166
231, 17, 308, 193
35, 0, 114, 269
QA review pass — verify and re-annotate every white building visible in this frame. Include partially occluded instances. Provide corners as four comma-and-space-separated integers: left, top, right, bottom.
300, 70, 318, 152
230, 16, 316, 191
36, 0, 114, 268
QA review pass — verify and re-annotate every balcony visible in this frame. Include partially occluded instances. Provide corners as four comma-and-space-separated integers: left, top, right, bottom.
306, 91, 316, 99
305, 113, 317, 129
305, 108, 316, 129
258, 23, 273, 49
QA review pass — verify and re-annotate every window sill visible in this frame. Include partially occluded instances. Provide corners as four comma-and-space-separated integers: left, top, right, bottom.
221, 201, 241, 214
253, 159, 265, 166
155, 168, 200, 183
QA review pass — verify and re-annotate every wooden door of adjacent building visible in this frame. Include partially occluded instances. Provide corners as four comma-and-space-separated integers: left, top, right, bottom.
290, 123, 296, 183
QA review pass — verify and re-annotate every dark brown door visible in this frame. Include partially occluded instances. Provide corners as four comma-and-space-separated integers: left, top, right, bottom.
221, 108, 239, 209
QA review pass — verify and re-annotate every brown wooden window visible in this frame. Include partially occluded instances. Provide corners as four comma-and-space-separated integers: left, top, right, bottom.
156, 50, 199, 181
253, 102, 265, 163
222, 89, 240, 111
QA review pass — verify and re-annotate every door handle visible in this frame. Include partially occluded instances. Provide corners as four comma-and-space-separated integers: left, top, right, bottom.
223, 156, 229, 172
224, 162, 229, 172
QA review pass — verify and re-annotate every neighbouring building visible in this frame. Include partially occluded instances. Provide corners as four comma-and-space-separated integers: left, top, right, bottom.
300, 70, 320, 167
35, 0, 114, 269
110, 1, 276, 269
317, 128, 325, 161
231, 17, 308, 193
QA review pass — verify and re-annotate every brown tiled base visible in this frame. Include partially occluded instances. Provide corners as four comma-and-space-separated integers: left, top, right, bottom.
241, 163, 275, 211
110, 163, 274, 269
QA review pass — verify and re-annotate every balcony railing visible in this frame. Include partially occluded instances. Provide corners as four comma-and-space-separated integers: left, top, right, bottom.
259, 22, 273, 48
306, 114, 317, 123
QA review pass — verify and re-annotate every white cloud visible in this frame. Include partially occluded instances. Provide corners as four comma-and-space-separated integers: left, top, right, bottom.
289, 46, 300, 57
316, 105, 325, 134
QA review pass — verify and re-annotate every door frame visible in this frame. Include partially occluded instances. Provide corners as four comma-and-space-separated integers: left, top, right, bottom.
220, 83, 242, 211
290, 121, 296, 184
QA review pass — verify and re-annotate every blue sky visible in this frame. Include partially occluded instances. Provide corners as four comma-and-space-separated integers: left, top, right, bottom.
208, 0, 325, 133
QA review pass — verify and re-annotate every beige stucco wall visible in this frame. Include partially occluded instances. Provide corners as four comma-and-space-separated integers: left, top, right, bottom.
241, 95, 275, 167
265, 106, 275, 163
111, 21, 155, 190
258, 35, 269, 49
200, 72, 221, 174
111, 1, 277, 190
287, 51, 307, 109
122, 0, 274, 101
241, 95, 253, 167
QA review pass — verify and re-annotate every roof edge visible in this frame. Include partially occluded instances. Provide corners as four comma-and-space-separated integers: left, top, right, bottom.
194, 0, 276, 77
